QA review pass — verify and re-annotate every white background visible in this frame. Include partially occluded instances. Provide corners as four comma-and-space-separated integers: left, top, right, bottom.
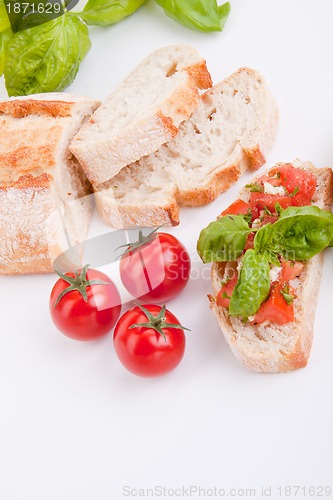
1, 1, 333, 499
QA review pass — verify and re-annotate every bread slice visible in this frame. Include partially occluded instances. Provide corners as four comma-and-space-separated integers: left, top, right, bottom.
93, 67, 279, 228
70, 44, 212, 186
0, 93, 100, 274
209, 160, 333, 372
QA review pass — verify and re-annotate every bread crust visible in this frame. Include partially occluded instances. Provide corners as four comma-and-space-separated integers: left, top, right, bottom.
94, 67, 279, 228
176, 164, 241, 206
95, 189, 180, 228
209, 161, 333, 372
70, 45, 212, 186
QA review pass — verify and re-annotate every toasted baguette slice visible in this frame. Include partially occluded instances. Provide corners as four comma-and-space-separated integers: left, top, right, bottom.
209, 160, 333, 373
70, 44, 212, 185
94, 67, 279, 228
0, 93, 100, 274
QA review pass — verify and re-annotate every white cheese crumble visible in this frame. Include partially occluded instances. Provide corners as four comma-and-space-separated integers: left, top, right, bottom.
269, 266, 281, 283
263, 182, 285, 196
251, 218, 261, 229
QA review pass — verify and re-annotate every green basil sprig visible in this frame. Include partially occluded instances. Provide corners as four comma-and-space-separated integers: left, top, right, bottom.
197, 215, 251, 263
79, 0, 146, 27
155, 0, 230, 32
229, 249, 270, 318
4, 14, 90, 96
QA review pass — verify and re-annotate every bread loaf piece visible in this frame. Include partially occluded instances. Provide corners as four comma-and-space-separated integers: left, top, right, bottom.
0, 93, 100, 274
209, 160, 333, 372
94, 67, 279, 228
70, 44, 212, 185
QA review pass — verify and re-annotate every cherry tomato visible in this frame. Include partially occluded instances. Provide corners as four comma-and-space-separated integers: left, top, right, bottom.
120, 231, 191, 303
113, 304, 187, 377
50, 265, 121, 341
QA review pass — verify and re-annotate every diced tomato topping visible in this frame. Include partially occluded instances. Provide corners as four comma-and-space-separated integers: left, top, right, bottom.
253, 281, 295, 325
269, 164, 316, 206
244, 232, 255, 250
260, 214, 279, 226
250, 192, 292, 218
217, 272, 238, 309
279, 261, 304, 282
221, 199, 251, 217
257, 174, 282, 187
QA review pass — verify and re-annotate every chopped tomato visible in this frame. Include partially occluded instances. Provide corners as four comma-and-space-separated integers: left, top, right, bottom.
270, 164, 316, 206
217, 272, 238, 309
244, 232, 255, 250
279, 261, 304, 282
257, 174, 282, 187
253, 282, 295, 325
250, 192, 292, 218
221, 199, 251, 217
260, 214, 279, 226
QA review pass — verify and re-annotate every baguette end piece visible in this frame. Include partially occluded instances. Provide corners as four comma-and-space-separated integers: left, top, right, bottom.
0, 93, 99, 274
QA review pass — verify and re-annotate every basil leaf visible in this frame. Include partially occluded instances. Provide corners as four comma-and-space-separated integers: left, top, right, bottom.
197, 215, 251, 263
79, 0, 146, 26
255, 213, 333, 262
279, 205, 333, 221
0, 0, 10, 32
155, 0, 230, 32
229, 249, 270, 318
217, 1, 230, 30
0, 28, 11, 76
4, 14, 91, 96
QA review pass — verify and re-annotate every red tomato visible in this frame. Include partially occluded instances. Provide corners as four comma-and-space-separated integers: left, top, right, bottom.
216, 272, 238, 308
279, 261, 304, 282
244, 232, 255, 250
120, 232, 191, 303
221, 199, 251, 217
254, 282, 295, 325
260, 214, 279, 226
270, 164, 316, 206
50, 266, 121, 341
256, 174, 282, 187
250, 192, 292, 216
113, 304, 187, 377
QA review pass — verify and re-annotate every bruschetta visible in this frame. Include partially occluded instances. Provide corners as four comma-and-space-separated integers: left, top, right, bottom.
197, 160, 333, 372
